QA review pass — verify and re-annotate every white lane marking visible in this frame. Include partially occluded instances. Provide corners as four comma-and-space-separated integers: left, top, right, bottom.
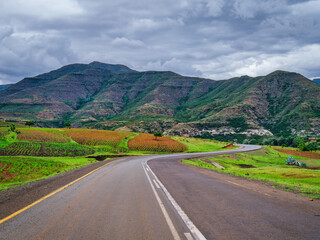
184, 232, 194, 240
146, 166, 150, 171
142, 163, 181, 240
146, 162, 207, 240
153, 179, 160, 189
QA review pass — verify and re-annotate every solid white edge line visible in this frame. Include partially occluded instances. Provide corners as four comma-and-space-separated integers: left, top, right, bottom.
146, 161, 207, 240
141, 163, 181, 240
184, 232, 194, 240
153, 179, 160, 189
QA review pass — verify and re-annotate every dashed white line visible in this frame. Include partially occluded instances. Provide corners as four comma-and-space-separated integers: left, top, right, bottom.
142, 163, 181, 240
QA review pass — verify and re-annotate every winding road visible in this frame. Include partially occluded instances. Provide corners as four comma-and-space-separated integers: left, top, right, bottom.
0, 145, 319, 240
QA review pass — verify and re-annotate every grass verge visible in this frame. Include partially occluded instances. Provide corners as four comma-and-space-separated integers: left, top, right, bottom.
183, 147, 320, 199
170, 136, 236, 152
0, 156, 100, 191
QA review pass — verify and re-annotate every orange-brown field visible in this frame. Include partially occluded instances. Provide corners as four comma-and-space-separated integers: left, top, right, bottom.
63, 129, 131, 147
272, 146, 320, 159
128, 134, 187, 152
18, 129, 69, 143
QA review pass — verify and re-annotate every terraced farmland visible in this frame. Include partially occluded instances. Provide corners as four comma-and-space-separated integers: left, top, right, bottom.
0, 128, 9, 139
63, 129, 131, 147
18, 129, 69, 143
0, 142, 94, 157
0, 157, 67, 183
128, 133, 187, 152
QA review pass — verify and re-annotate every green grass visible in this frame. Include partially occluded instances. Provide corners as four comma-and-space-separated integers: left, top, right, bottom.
0, 156, 99, 191
118, 133, 139, 149
170, 136, 235, 152
183, 147, 320, 198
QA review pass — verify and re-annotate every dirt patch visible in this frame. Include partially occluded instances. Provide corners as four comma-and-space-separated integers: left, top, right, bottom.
281, 172, 317, 179
273, 147, 320, 159
237, 164, 255, 168
0, 157, 123, 219
86, 155, 130, 161
222, 144, 234, 149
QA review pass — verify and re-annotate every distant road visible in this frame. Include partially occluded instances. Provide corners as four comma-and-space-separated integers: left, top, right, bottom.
0, 145, 319, 240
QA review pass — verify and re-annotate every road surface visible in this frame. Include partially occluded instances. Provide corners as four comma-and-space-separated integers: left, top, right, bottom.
0, 145, 319, 240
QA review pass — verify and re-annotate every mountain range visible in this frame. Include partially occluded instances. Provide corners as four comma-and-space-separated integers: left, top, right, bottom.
0, 62, 319, 139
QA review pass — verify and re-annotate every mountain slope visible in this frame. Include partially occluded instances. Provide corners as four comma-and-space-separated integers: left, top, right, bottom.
313, 78, 320, 85
0, 84, 12, 91
0, 63, 319, 137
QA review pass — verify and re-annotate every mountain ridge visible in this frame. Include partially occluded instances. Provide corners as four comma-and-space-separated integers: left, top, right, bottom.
0, 62, 319, 138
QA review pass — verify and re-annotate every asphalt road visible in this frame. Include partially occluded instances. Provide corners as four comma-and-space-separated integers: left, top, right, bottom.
0, 145, 319, 240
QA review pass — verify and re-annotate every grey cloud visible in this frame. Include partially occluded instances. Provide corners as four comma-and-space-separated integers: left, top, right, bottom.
0, 0, 319, 84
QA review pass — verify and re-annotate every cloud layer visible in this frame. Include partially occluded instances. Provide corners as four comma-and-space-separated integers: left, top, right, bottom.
0, 0, 319, 84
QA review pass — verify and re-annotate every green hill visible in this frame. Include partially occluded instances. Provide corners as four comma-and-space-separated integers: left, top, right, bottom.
0, 62, 319, 138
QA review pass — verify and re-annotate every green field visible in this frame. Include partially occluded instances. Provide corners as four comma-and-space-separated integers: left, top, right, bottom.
0, 156, 98, 191
170, 136, 234, 152
183, 147, 320, 198
0, 125, 231, 190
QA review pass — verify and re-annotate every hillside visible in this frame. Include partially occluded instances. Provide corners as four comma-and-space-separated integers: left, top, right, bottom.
0, 84, 12, 91
313, 78, 320, 85
0, 62, 320, 138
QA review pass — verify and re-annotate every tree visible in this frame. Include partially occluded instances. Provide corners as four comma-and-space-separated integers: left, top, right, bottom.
8, 124, 16, 132
64, 122, 71, 129
154, 132, 163, 140
25, 121, 35, 128
307, 142, 319, 152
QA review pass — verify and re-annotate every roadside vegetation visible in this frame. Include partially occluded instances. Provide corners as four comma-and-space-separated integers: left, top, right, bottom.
0, 156, 97, 191
0, 123, 231, 190
183, 147, 320, 199
170, 136, 234, 152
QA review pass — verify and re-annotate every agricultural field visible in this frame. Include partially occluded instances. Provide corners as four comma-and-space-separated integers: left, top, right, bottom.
0, 142, 94, 157
272, 146, 320, 159
183, 147, 320, 198
0, 124, 233, 190
18, 129, 70, 143
62, 129, 131, 147
128, 133, 187, 152
0, 156, 97, 191
0, 128, 9, 139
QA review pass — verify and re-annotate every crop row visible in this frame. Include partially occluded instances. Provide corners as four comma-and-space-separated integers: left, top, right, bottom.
128, 134, 187, 152
0, 157, 67, 183
17, 129, 69, 143
0, 142, 94, 157
0, 128, 10, 139
63, 129, 131, 147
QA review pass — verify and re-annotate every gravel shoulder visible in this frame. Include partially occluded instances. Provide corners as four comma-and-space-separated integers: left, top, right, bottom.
0, 158, 121, 219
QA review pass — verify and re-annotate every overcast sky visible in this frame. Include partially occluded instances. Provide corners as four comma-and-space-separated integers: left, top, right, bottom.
0, 0, 319, 84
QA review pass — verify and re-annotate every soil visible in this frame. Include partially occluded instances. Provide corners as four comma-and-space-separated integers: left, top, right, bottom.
0, 157, 122, 219
86, 154, 131, 161
273, 147, 320, 159
222, 143, 234, 149
237, 163, 255, 168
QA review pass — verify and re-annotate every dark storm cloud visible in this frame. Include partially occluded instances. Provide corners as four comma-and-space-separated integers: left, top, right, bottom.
0, 0, 319, 84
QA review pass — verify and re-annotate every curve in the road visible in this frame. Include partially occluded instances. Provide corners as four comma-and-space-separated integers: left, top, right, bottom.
1, 144, 319, 240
